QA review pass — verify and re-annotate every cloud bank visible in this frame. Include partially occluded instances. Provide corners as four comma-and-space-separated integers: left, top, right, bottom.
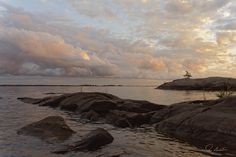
0, 0, 236, 78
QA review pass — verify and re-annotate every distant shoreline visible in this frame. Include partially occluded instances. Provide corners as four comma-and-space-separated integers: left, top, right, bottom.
0, 84, 156, 87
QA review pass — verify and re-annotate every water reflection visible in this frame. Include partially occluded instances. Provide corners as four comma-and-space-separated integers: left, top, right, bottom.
0, 77, 223, 157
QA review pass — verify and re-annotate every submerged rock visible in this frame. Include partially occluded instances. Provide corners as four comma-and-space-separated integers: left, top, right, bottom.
157, 77, 236, 91
54, 128, 114, 154
17, 116, 75, 141
153, 97, 236, 150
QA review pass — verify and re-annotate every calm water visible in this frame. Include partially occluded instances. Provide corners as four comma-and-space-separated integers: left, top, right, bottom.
0, 76, 224, 157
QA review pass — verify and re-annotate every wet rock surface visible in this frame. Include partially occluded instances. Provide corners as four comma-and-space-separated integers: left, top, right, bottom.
153, 97, 236, 151
106, 110, 155, 128
54, 128, 114, 154
17, 116, 75, 141
157, 77, 236, 91
18, 92, 236, 153
18, 92, 165, 128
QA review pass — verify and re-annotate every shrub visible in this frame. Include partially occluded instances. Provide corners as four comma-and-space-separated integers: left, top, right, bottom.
216, 90, 234, 98
216, 81, 234, 98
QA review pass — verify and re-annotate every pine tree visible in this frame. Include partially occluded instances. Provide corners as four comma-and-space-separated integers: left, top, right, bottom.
183, 71, 192, 78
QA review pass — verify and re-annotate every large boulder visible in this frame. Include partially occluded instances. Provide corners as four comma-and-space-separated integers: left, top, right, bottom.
54, 128, 114, 154
157, 77, 236, 91
154, 97, 236, 150
17, 116, 75, 141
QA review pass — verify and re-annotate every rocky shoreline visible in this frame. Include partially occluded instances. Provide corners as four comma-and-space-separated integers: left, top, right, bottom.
157, 77, 236, 91
18, 92, 236, 154
18, 92, 165, 128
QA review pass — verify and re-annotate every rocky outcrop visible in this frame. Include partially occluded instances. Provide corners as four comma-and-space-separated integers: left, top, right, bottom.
17, 116, 75, 140
157, 77, 236, 91
54, 128, 114, 154
152, 97, 236, 150
18, 92, 236, 152
18, 92, 165, 128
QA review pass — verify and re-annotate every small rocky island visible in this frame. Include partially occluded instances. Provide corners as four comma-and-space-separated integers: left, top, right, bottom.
18, 92, 236, 154
157, 77, 236, 91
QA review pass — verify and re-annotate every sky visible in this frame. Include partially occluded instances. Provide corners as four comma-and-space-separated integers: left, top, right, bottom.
0, 0, 236, 79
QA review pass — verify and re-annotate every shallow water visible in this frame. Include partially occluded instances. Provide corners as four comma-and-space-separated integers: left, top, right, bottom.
0, 77, 229, 157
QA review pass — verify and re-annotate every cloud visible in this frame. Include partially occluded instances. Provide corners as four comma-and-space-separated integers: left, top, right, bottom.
216, 32, 236, 46
0, 27, 118, 76
67, 0, 117, 19
0, 0, 236, 78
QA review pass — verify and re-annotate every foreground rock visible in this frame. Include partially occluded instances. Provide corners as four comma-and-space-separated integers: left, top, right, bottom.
18, 92, 236, 152
17, 116, 75, 140
54, 128, 114, 154
157, 77, 236, 91
152, 97, 236, 150
18, 92, 165, 128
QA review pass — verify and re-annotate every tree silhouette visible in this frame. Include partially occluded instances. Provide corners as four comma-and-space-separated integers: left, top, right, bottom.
216, 81, 234, 98
183, 71, 192, 78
